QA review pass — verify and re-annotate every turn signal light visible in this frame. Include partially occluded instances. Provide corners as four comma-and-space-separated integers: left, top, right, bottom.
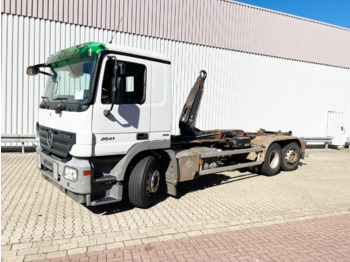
83, 170, 92, 176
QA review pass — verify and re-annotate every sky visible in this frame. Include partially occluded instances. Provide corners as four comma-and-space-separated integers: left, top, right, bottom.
233, 0, 350, 29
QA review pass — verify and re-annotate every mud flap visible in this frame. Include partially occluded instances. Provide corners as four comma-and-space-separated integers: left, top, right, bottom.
164, 150, 178, 197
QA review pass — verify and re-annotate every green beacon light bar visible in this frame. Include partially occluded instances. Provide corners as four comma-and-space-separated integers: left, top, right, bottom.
47, 42, 108, 68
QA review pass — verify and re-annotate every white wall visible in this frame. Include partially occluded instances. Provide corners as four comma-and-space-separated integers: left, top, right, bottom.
2, 14, 350, 143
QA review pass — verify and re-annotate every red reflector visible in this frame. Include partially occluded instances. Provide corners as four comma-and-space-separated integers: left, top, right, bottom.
83, 170, 92, 176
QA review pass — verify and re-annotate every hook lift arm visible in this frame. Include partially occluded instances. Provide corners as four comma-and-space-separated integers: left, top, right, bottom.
179, 70, 207, 137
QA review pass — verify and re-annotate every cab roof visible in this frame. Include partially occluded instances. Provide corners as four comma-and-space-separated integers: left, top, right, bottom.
47, 42, 170, 67
106, 43, 170, 63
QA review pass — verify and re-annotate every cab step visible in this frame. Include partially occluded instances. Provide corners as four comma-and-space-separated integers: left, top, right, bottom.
94, 175, 116, 183
89, 196, 119, 206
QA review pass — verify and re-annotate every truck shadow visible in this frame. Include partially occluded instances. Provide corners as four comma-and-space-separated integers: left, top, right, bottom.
298, 161, 307, 166
86, 172, 258, 215
86, 200, 135, 215
176, 172, 259, 198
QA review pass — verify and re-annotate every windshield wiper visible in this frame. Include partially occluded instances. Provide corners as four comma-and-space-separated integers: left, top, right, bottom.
52, 97, 69, 101
52, 97, 72, 113
41, 96, 49, 108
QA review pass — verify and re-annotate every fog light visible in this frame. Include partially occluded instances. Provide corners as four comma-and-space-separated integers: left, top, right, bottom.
64, 166, 78, 182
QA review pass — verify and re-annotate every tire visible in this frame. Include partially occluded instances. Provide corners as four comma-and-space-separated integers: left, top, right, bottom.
281, 142, 300, 171
261, 143, 282, 176
128, 155, 162, 208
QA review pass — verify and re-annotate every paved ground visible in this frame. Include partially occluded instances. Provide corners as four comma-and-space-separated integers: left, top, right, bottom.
1, 149, 350, 261
38, 214, 350, 262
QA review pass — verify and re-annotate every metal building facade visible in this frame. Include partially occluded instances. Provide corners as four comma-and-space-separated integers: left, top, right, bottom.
2, 0, 350, 145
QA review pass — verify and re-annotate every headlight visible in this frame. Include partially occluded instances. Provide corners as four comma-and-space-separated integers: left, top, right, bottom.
64, 167, 78, 182
203, 163, 210, 170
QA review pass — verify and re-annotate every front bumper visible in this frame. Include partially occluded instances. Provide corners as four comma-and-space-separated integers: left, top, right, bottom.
37, 146, 123, 206
37, 146, 92, 203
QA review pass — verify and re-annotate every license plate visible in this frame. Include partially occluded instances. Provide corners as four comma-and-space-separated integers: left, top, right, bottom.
43, 159, 53, 170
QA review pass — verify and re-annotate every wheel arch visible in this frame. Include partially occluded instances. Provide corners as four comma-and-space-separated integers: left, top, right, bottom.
123, 149, 172, 184
276, 139, 302, 150
110, 141, 172, 183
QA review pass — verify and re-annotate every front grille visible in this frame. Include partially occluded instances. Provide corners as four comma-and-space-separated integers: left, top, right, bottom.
39, 125, 76, 158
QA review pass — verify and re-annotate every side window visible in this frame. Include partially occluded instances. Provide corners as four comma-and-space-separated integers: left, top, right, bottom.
101, 60, 146, 104
125, 76, 134, 92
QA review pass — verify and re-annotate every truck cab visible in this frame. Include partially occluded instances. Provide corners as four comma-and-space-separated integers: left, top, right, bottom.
33, 42, 172, 206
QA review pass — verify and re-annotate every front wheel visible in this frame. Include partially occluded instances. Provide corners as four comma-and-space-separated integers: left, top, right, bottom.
128, 156, 162, 208
281, 142, 300, 171
261, 143, 282, 176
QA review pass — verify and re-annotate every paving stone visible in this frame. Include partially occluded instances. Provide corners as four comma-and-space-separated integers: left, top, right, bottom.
66, 247, 87, 256
46, 250, 67, 259
11, 243, 33, 250
1, 245, 12, 251
1, 250, 18, 258
60, 242, 78, 251
123, 239, 142, 247
24, 253, 46, 261
17, 247, 39, 256
106, 242, 125, 249
39, 245, 59, 253
87, 244, 106, 252
2, 255, 25, 262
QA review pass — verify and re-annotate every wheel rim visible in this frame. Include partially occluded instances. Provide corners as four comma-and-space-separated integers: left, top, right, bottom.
146, 169, 160, 196
285, 148, 298, 165
269, 150, 280, 169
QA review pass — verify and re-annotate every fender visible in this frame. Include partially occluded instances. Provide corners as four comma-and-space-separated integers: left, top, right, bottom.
247, 135, 305, 161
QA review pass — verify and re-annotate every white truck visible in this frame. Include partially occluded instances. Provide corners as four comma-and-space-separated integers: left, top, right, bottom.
27, 42, 306, 208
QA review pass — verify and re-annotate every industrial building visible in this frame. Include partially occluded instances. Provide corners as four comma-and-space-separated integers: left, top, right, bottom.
1, 0, 350, 146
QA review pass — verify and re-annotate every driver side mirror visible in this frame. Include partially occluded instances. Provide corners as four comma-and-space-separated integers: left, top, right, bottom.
26, 66, 40, 76
103, 59, 125, 117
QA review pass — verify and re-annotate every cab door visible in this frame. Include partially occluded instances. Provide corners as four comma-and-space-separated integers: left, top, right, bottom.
92, 54, 151, 156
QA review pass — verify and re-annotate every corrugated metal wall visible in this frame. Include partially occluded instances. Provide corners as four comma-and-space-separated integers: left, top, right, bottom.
2, 0, 350, 68
2, 14, 350, 141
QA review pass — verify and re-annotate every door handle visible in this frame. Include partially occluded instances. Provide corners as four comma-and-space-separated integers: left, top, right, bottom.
137, 133, 149, 140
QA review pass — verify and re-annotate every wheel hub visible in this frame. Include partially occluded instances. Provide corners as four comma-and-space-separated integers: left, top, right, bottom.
285, 149, 298, 164
269, 150, 280, 169
146, 169, 160, 195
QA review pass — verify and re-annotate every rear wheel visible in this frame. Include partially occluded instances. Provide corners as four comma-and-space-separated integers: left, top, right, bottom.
281, 142, 300, 171
261, 143, 282, 176
128, 156, 162, 208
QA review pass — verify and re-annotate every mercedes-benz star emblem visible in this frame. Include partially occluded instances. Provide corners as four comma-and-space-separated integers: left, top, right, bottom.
47, 131, 54, 148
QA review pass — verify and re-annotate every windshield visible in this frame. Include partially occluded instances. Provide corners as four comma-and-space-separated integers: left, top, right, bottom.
43, 60, 96, 103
